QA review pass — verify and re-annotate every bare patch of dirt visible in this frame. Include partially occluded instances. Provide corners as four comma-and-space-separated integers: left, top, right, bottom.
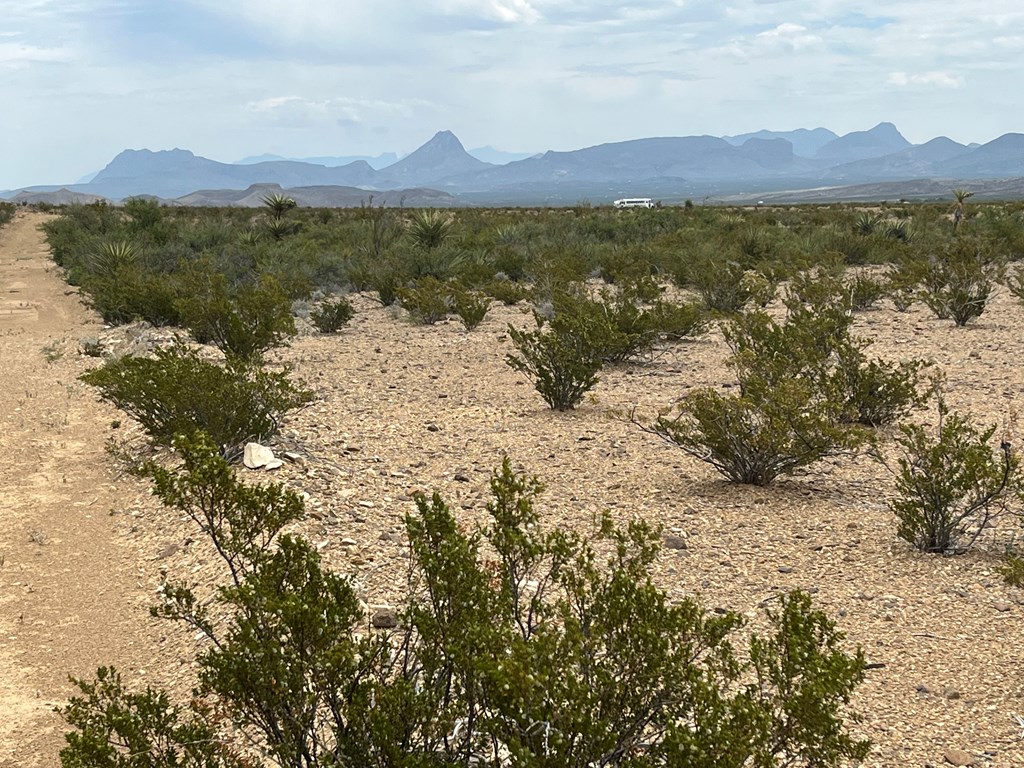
0, 212, 167, 767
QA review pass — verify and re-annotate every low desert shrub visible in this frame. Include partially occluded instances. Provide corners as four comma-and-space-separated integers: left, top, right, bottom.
79, 342, 311, 460
639, 373, 864, 486
176, 267, 296, 361
61, 442, 869, 768
729, 274, 927, 428
506, 320, 602, 410
846, 271, 888, 311
887, 398, 1019, 553
921, 239, 1003, 326
690, 256, 752, 313
648, 297, 710, 341
397, 275, 451, 324
0, 201, 15, 229
999, 551, 1024, 587
449, 286, 491, 330
309, 295, 355, 333
483, 277, 529, 306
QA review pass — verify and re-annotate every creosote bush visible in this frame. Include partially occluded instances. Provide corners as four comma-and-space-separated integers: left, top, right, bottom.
920, 239, 1003, 326
79, 342, 311, 461
176, 267, 296, 362
309, 295, 355, 333
886, 397, 1019, 553
396, 275, 452, 325
505, 319, 603, 410
61, 439, 869, 767
449, 286, 491, 330
640, 373, 864, 486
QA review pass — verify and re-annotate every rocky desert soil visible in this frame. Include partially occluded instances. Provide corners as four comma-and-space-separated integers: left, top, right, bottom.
2, 209, 1024, 766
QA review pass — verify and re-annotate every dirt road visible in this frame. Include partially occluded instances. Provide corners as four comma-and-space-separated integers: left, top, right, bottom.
0, 212, 157, 767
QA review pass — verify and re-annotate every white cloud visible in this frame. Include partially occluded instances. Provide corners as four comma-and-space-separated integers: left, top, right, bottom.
756, 22, 822, 49
887, 71, 964, 89
0, 41, 72, 66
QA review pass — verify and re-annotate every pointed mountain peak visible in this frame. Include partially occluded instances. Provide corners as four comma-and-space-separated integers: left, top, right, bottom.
381, 130, 492, 183
419, 130, 469, 153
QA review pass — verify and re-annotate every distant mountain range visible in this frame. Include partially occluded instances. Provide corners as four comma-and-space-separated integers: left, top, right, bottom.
5, 123, 1024, 206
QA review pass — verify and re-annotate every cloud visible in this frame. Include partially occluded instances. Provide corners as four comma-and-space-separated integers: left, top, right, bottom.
756, 22, 822, 50
0, 41, 72, 66
887, 71, 964, 89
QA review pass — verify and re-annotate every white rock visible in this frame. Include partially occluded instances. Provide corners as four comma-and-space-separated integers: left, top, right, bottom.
243, 442, 276, 469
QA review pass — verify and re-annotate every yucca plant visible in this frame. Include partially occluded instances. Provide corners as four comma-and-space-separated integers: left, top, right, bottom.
407, 209, 453, 250
90, 240, 139, 278
261, 193, 297, 220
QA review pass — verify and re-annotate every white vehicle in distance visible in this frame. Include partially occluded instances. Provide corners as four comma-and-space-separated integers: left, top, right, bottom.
613, 198, 654, 209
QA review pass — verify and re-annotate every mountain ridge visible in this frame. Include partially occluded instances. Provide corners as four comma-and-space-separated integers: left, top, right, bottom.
6, 124, 1024, 205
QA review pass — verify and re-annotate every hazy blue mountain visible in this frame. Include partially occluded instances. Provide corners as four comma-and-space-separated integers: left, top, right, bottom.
937, 133, 1024, 177
814, 122, 912, 163
376, 130, 494, 186
824, 136, 971, 180
11, 123, 1024, 205
723, 128, 837, 157
87, 148, 380, 199
235, 152, 398, 169
467, 146, 536, 164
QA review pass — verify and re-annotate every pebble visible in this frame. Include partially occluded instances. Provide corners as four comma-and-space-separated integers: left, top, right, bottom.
943, 748, 977, 766
663, 534, 688, 550
994, 602, 1012, 612
777, 566, 794, 574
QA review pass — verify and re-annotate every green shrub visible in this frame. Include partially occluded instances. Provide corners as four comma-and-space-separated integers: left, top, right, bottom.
833, 347, 929, 427
846, 271, 888, 310
176, 267, 296, 361
483, 276, 528, 305
62, 443, 869, 767
396, 275, 451, 324
887, 398, 1018, 553
729, 274, 926, 428
640, 373, 864, 485
309, 295, 355, 333
648, 297, 710, 341
80, 342, 311, 460
690, 257, 753, 313
921, 239, 1003, 326
999, 552, 1024, 587
506, 320, 602, 410
0, 201, 15, 229
449, 286, 491, 330
546, 286, 654, 365
61, 666, 237, 768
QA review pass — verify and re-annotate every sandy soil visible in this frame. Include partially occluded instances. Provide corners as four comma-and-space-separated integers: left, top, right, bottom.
0, 212, 166, 767
3, 208, 1024, 766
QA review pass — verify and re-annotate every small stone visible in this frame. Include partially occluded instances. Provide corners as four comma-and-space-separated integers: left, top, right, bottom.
155, 543, 179, 560
994, 602, 1012, 612
916, 684, 930, 694
777, 566, 794, 574
944, 688, 961, 700
426, 423, 441, 432
371, 607, 398, 629
944, 748, 977, 766
663, 534, 688, 550
340, 537, 358, 547
454, 473, 471, 482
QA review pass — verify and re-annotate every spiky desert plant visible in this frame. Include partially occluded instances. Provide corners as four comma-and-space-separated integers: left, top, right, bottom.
261, 193, 297, 221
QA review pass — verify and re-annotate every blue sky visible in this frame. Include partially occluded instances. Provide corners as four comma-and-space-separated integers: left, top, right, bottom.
2, 0, 1022, 189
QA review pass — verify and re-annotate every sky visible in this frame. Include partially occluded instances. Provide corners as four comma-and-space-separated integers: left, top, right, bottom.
2, 0, 1023, 189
